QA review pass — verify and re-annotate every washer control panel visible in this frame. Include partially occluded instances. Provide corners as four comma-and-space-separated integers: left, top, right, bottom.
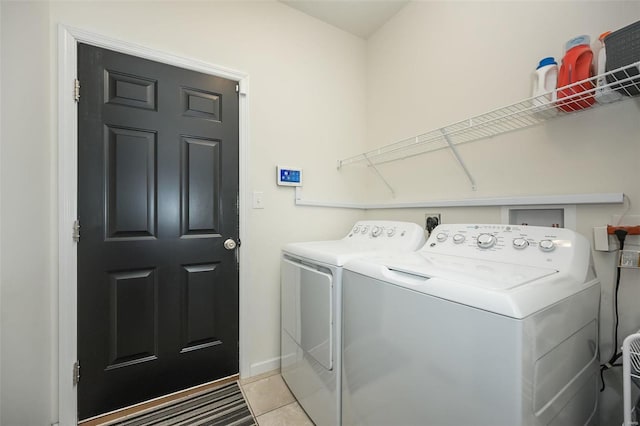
423, 224, 587, 270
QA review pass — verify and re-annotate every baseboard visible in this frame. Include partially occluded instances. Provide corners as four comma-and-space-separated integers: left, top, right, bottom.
249, 356, 281, 377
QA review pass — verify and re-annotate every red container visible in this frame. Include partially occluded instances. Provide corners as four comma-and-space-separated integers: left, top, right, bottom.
557, 44, 595, 112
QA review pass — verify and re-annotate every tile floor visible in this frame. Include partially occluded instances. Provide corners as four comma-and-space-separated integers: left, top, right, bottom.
240, 371, 314, 425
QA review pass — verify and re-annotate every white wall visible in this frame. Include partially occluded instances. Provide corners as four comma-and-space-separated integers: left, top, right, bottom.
1, 2, 55, 425
1, 1, 367, 424
361, 2, 640, 424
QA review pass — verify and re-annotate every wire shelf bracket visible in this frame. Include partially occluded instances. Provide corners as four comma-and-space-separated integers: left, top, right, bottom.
365, 153, 396, 197
441, 129, 477, 191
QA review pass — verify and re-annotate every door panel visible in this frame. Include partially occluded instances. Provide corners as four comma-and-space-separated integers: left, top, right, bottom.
107, 268, 158, 369
105, 125, 157, 239
181, 137, 220, 236
77, 43, 239, 420
180, 263, 222, 352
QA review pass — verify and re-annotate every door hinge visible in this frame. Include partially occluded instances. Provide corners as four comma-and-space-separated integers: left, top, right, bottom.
74, 79, 80, 103
235, 84, 239, 93
72, 219, 80, 242
73, 360, 80, 386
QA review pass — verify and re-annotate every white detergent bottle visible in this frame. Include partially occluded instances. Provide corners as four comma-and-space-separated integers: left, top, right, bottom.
595, 31, 622, 104
532, 57, 558, 115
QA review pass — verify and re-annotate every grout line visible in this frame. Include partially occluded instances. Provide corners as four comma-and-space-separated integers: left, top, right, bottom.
237, 381, 258, 422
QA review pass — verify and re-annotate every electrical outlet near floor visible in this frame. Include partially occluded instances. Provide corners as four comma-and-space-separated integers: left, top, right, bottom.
425, 213, 441, 232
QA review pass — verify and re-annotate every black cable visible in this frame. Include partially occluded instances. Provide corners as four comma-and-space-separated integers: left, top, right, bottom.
600, 229, 628, 392
426, 217, 439, 235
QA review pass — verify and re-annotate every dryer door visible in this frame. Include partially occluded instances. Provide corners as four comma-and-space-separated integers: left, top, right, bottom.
281, 258, 333, 370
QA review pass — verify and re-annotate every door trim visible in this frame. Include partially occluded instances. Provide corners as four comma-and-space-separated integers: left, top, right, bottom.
57, 25, 250, 426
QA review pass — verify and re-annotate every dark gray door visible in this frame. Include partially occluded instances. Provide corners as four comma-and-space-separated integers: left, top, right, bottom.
77, 43, 239, 420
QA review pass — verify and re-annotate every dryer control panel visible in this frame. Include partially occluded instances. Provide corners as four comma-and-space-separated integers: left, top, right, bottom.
423, 224, 591, 271
345, 220, 426, 251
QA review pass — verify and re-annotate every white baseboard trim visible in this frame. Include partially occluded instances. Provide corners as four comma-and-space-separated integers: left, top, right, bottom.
249, 357, 281, 378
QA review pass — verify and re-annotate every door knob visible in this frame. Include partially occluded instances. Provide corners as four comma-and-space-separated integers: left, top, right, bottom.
224, 239, 237, 250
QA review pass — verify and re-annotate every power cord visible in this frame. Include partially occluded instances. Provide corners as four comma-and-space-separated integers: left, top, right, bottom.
426, 216, 439, 236
600, 228, 628, 392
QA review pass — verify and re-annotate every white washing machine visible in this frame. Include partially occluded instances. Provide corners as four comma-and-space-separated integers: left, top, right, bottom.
281, 221, 426, 426
342, 224, 600, 426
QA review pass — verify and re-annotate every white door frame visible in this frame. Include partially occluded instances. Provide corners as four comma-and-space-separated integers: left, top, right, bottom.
57, 25, 251, 426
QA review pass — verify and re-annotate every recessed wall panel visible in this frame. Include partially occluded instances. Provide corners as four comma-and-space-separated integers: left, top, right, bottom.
180, 136, 220, 237
105, 70, 157, 110
105, 126, 157, 239
180, 264, 222, 353
107, 268, 158, 369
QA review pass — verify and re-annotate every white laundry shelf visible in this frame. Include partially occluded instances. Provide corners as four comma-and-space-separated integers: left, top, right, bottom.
293, 187, 624, 210
338, 61, 640, 175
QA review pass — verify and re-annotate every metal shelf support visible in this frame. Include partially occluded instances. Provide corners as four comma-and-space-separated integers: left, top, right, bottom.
365, 154, 396, 197
441, 129, 477, 191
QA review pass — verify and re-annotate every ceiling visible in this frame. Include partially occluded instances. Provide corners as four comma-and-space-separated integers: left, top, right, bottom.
280, 0, 409, 39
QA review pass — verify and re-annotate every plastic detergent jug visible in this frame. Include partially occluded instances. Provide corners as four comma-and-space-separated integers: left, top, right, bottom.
595, 31, 622, 103
532, 57, 558, 115
557, 35, 595, 112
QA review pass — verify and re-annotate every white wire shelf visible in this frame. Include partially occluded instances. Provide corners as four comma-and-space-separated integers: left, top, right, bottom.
338, 61, 640, 170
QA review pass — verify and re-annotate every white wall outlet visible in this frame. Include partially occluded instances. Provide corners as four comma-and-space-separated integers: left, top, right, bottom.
593, 226, 612, 252
252, 191, 264, 209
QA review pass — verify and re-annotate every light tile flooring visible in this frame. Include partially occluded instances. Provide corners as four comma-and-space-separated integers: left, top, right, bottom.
240, 371, 314, 425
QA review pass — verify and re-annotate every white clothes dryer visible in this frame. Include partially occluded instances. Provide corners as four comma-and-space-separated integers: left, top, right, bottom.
342, 224, 600, 426
281, 221, 426, 426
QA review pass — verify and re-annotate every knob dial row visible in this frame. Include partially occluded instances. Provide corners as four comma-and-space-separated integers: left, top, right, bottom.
351, 225, 401, 238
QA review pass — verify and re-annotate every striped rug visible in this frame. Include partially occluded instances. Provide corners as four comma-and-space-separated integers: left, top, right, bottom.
106, 382, 256, 426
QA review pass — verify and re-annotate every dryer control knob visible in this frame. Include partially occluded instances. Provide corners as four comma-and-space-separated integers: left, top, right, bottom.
539, 239, 556, 252
513, 238, 529, 249
453, 234, 466, 244
387, 228, 396, 237
477, 233, 497, 249
372, 226, 382, 237
436, 233, 448, 242
353, 225, 361, 233
361, 225, 369, 234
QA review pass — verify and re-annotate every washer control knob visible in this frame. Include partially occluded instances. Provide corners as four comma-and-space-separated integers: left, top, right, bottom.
477, 233, 497, 249
513, 238, 529, 249
436, 233, 448, 242
453, 234, 466, 244
361, 225, 369, 234
372, 226, 382, 237
387, 228, 396, 237
539, 239, 556, 252
353, 225, 361, 233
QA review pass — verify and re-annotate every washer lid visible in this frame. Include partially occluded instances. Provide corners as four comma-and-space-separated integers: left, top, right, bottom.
344, 253, 594, 319
389, 253, 558, 290
282, 220, 426, 266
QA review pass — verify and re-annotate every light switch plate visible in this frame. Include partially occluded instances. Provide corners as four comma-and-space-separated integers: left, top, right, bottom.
253, 191, 264, 209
